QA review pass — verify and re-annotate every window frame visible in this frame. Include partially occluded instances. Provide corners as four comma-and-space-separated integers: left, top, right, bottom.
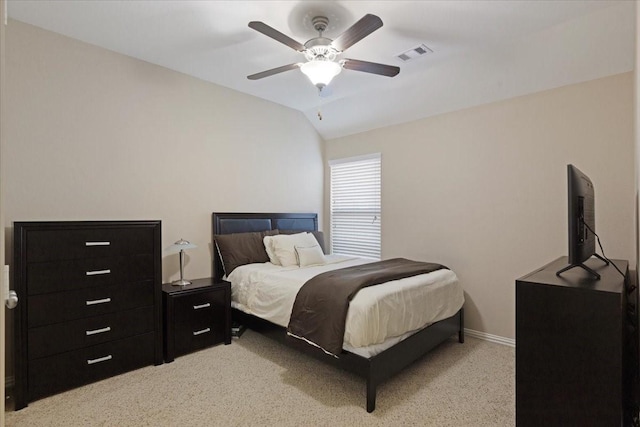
328, 153, 381, 259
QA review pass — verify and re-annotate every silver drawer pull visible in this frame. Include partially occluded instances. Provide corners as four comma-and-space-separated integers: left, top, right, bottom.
86, 269, 111, 276
86, 297, 111, 306
193, 327, 211, 336
86, 241, 110, 246
87, 355, 112, 365
86, 326, 111, 336
193, 303, 211, 310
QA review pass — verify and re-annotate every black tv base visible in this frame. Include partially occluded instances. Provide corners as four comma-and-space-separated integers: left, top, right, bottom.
555, 253, 609, 279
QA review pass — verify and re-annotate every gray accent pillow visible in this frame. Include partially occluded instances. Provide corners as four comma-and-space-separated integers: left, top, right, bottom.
215, 229, 279, 275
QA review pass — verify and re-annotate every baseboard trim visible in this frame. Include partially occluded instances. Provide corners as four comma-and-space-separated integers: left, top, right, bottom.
465, 328, 515, 347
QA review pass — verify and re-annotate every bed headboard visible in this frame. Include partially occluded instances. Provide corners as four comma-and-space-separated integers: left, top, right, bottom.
211, 212, 318, 281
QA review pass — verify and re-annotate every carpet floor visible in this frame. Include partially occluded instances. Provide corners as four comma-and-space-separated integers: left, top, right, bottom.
6, 331, 515, 426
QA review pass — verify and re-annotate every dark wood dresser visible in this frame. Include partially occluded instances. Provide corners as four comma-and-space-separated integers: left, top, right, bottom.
13, 221, 163, 410
162, 278, 231, 362
516, 256, 638, 426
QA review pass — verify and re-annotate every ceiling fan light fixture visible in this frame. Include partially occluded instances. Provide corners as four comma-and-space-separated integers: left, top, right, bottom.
300, 60, 342, 87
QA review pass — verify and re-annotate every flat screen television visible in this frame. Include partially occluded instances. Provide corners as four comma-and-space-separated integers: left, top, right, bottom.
556, 164, 608, 279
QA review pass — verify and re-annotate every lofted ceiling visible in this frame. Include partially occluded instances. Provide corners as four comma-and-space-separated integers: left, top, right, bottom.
7, 0, 636, 140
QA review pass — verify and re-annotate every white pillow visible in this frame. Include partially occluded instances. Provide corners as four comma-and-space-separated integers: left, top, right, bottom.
263, 235, 280, 265
295, 244, 326, 267
270, 232, 318, 267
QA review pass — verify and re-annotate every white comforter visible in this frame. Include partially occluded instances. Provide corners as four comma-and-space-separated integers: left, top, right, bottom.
228, 255, 464, 356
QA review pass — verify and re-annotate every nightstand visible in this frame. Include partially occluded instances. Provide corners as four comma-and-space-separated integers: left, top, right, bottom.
162, 278, 231, 362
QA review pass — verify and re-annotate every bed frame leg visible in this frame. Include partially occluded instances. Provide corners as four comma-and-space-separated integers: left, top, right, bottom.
458, 308, 465, 343
366, 378, 376, 413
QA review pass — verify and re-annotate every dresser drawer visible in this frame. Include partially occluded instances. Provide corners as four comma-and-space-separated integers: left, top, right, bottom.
173, 288, 227, 322
28, 306, 154, 359
27, 254, 154, 295
28, 280, 154, 328
26, 227, 155, 262
28, 332, 155, 401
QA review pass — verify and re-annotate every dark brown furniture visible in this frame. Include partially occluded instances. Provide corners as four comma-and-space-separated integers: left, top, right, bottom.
212, 212, 464, 412
162, 278, 231, 362
13, 220, 163, 410
516, 256, 638, 426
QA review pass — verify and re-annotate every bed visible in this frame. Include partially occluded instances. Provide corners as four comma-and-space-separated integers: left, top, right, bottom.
212, 212, 464, 412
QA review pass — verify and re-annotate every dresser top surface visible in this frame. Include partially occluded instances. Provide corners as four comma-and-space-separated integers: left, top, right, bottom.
14, 220, 161, 229
162, 277, 228, 295
517, 256, 628, 293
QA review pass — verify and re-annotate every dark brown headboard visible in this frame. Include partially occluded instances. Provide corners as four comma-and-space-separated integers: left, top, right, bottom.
211, 212, 318, 281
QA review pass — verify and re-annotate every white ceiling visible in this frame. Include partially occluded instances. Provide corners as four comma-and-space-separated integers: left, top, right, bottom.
7, 1, 636, 140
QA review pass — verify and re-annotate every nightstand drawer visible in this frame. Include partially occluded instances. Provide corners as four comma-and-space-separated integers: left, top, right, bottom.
28, 280, 154, 327
27, 254, 154, 295
28, 306, 154, 359
28, 332, 155, 401
173, 289, 227, 322
26, 227, 155, 262
174, 319, 226, 357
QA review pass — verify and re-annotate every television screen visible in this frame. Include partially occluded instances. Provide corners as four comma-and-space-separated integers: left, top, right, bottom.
567, 164, 595, 265
556, 164, 607, 279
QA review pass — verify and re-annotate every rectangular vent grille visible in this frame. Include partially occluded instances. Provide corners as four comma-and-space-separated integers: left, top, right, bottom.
396, 44, 433, 62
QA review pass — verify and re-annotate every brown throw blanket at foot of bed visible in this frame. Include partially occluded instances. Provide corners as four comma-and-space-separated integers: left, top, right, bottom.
287, 258, 447, 357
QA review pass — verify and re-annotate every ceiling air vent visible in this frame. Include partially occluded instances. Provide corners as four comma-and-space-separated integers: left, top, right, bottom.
396, 44, 433, 62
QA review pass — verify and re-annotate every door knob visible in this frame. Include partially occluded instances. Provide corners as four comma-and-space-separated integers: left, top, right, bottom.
4, 265, 17, 309
5, 290, 17, 309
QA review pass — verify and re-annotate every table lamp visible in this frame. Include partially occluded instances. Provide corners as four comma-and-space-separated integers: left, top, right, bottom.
165, 238, 197, 286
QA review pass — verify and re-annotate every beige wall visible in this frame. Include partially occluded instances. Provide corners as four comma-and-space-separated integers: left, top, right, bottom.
634, 2, 640, 310
3, 20, 324, 379
1, 0, 6, 422
634, 1, 638, 379
4, 20, 324, 279
325, 72, 635, 339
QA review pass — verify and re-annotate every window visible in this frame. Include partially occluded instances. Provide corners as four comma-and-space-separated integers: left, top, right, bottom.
329, 153, 381, 259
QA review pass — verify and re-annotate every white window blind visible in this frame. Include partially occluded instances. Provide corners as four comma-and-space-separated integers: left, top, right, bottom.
329, 154, 381, 259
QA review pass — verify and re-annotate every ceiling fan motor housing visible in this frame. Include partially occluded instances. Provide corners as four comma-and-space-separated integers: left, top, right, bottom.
304, 43, 338, 62
305, 16, 338, 61
311, 16, 330, 34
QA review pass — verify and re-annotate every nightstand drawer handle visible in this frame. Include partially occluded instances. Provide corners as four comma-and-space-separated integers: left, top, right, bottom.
85, 241, 110, 246
86, 326, 111, 336
86, 269, 111, 276
87, 355, 112, 365
193, 327, 211, 336
193, 303, 211, 310
86, 297, 111, 306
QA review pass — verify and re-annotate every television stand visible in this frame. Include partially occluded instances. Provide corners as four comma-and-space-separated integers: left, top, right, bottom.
517, 256, 638, 426
555, 253, 609, 279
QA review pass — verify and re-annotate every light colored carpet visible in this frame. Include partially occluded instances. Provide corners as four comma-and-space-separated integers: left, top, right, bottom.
6, 331, 515, 426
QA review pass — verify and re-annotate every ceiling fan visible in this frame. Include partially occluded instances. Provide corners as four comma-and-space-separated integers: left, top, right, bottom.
247, 14, 400, 92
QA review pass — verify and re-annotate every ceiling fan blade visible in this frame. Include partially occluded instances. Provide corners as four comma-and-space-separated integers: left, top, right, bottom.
248, 21, 306, 52
342, 59, 400, 77
330, 14, 383, 52
247, 63, 302, 80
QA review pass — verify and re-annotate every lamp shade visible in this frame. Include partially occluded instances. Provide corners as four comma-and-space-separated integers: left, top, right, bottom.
300, 60, 342, 87
164, 238, 197, 254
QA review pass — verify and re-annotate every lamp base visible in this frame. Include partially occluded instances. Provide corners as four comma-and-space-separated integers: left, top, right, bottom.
171, 279, 192, 287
